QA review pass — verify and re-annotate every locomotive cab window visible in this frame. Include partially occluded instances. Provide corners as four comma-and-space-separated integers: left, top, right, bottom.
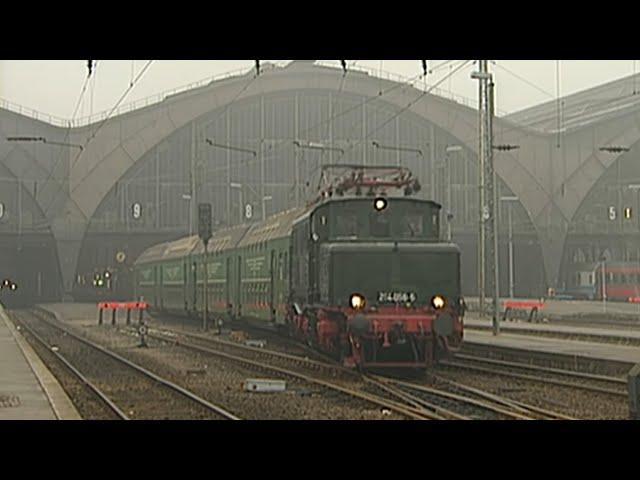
402, 213, 424, 237
328, 199, 441, 241
335, 210, 359, 238
369, 210, 391, 237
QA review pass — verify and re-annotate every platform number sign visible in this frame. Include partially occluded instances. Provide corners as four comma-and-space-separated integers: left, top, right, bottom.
0, 202, 4, 220
482, 206, 490, 221
198, 203, 212, 243
608, 206, 617, 221
245, 203, 253, 220
132, 202, 142, 219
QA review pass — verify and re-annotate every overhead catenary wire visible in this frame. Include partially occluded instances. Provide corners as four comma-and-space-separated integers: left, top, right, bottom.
200, 61, 467, 184
343, 60, 473, 156
492, 61, 556, 99
43, 60, 156, 216
90, 61, 98, 117
76, 60, 154, 155
202, 60, 473, 192
428, 59, 461, 74
31, 62, 95, 200
62, 60, 264, 216
556, 60, 562, 148
338, 70, 428, 143
38, 61, 482, 208
203, 69, 430, 179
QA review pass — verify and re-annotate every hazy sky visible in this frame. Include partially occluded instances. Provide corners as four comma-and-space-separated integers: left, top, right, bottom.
0, 60, 638, 120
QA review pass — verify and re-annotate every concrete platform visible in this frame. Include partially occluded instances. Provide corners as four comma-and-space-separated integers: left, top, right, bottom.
466, 297, 640, 319
38, 303, 102, 327
38, 303, 142, 328
464, 329, 640, 365
464, 316, 640, 340
0, 304, 81, 420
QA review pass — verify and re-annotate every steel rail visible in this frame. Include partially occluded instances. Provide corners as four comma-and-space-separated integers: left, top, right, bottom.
151, 325, 528, 420
158, 327, 361, 378
454, 353, 627, 384
152, 326, 470, 419
148, 330, 439, 420
440, 360, 627, 398
29, 311, 241, 420
211, 322, 472, 419
426, 374, 577, 420
362, 376, 470, 420
13, 313, 129, 420
150, 323, 561, 420
373, 376, 537, 420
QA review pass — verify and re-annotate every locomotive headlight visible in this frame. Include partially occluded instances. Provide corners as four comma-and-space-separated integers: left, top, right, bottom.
431, 295, 446, 310
373, 197, 388, 212
10, 282, 17, 291
350, 293, 366, 310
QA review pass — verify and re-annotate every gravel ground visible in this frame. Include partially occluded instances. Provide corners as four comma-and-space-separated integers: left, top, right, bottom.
135, 313, 632, 420
69, 323, 404, 420
30, 308, 628, 420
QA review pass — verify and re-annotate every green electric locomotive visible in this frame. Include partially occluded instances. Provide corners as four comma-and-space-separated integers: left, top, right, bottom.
133, 165, 464, 369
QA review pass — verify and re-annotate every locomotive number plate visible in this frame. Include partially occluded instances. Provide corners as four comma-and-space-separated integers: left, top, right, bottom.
377, 292, 417, 304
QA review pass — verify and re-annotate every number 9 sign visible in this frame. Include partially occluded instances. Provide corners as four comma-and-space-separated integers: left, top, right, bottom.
132, 202, 142, 219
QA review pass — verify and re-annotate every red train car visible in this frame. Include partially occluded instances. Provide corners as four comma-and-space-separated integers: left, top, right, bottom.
572, 262, 640, 301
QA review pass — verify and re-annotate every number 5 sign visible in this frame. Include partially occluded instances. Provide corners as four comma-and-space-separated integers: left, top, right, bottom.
608, 206, 616, 221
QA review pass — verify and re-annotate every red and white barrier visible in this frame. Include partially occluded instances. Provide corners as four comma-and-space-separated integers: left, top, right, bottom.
97, 301, 147, 325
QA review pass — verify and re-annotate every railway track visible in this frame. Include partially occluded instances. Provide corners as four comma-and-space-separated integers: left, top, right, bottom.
442, 353, 628, 398
370, 375, 574, 420
147, 326, 440, 420
148, 324, 570, 420
12, 310, 240, 420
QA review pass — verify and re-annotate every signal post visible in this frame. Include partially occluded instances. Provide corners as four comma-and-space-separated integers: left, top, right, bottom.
199, 203, 212, 331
